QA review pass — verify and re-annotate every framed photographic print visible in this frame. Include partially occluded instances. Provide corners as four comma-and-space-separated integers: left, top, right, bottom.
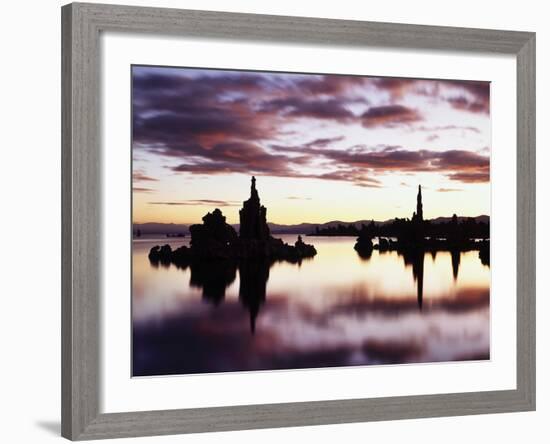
61, 2, 536, 440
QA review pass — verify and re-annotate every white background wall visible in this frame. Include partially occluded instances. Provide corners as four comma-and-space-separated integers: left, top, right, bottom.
0, 1, 546, 443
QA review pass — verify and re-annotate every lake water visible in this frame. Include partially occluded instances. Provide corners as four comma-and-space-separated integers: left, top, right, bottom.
132, 235, 490, 376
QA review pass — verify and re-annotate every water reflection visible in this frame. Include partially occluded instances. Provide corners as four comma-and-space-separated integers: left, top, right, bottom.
451, 250, 461, 281
189, 260, 237, 306
153, 255, 272, 334
132, 236, 490, 376
238, 260, 270, 334
392, 249, 465, 311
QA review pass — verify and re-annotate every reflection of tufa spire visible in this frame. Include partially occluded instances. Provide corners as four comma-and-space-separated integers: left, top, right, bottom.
451, 249, 460, 281
410, 251, 424, 310
238, 260, 269, 335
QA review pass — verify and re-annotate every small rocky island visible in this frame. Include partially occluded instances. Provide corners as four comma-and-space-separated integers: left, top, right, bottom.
149, 177, 316, 265
354, 185, 490, 264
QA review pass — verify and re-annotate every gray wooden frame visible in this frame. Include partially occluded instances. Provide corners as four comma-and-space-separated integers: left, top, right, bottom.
61, 2, 536, 440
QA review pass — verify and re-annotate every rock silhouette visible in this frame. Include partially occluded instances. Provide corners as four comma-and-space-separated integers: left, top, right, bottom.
239, 176, 270, 241
314, 223, 361, 236
189, 208, 238, 259
149, 177, 317, 265
478, 241, 490, 266
415, 185, 423, 222
148, 244, 191, 266
354, 224, 374, 256
147, 177, 318, 336
293, 235, 317, 259
354, 185, 490, 266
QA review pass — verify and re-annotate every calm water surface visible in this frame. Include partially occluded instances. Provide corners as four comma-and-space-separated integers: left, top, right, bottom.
132, 235, 490, 376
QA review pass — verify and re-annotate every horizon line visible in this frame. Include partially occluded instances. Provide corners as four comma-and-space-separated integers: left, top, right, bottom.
133, 214, 490, 226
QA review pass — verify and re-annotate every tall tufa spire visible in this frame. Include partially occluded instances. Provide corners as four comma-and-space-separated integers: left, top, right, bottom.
239, 176, 270, 240
416, 185, 423, 222
250, 176, 259, 200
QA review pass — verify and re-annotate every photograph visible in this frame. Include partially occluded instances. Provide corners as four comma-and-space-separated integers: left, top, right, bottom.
131, 65, 491, 377
1, 0, 541, 442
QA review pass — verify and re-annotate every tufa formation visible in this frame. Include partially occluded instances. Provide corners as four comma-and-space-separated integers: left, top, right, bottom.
354, 185, 489, 261
149, 176, 316, 265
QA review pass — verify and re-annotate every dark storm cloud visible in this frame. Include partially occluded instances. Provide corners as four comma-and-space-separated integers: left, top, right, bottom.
430, 79, 490, 114
258, 97, 355, 121
446, 171, 490, 183
132, 69, 421, 161
171, 159, 382, 188
414, 125, 481, 134
444, 80, 490, 104
132, 69, 361, 182
132, 69, 268, 108
315, 170, 383, 188
169, 141, 297, 176
436, 188, 462, 192
294, 74, 369, 95
430, 149, 489, 170
133, 68, 489, 185
303, 136, 345, 148
148, 199, 240, 206
132, 171, 158, 182
134, 108, 269, 152
447, 96, 489, 113
449, 80, 489, 97
271, 142, 489, 183
365, 77, 489, 115
361, 105, 422, 127
132, 69, 279, 156
371, 77, 418, 99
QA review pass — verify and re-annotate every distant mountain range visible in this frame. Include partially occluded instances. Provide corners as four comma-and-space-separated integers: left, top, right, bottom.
133, 222, 189, 235
134, 215, 489, 235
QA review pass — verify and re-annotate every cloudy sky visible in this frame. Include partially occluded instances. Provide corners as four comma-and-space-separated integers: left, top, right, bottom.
132, 65, 490, 225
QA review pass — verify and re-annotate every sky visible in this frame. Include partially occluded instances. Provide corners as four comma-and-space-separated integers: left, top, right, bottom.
132, 65, 490, 225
